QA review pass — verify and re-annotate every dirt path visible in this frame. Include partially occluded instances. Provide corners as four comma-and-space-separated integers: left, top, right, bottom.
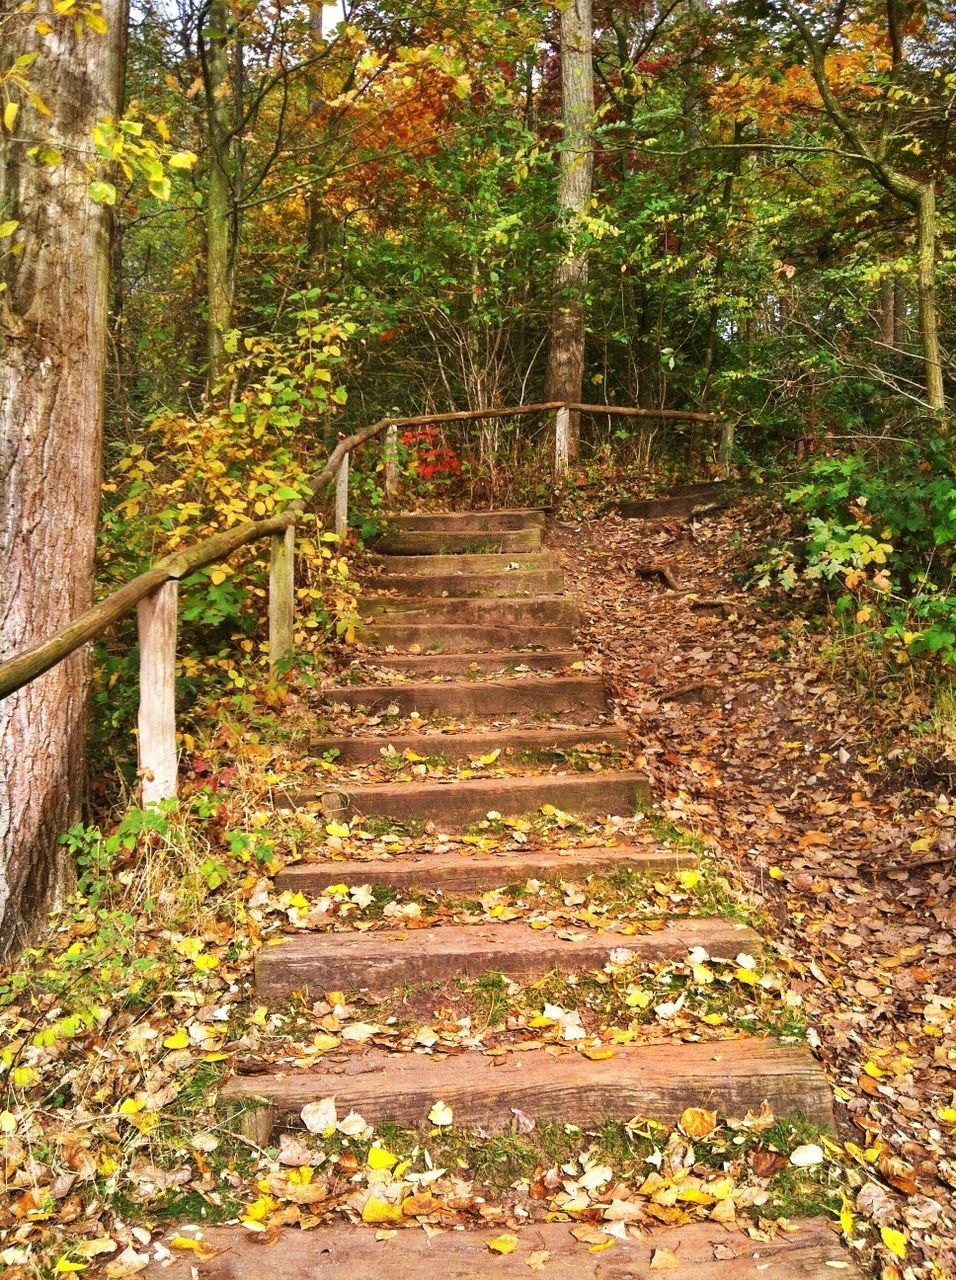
559, 504, 956, 1278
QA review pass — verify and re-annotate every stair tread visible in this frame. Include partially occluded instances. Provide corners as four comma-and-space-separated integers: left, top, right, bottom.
367, 551, 556, 574
363, 649, 585, 674
254, 915, 756, 997
275, 842, 693, 893
145, 1218, 862, 1279
221, 1036, 833, 1131
283, 770, 649, 825
307, 726, 628, 762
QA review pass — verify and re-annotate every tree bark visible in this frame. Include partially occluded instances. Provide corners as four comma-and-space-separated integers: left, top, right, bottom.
202, 0, 238, 391
544, 0, 594, 460
0, 0, 126, 956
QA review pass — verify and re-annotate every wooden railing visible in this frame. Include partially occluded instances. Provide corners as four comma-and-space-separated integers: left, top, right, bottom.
0, 400, 715, 803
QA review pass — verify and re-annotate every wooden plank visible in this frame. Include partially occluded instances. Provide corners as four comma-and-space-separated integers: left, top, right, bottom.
143, 1219, 862, 1280
555, 405, 571, 477
222, 1037, 834, 1133
137, 581, 178, 804
254, 916, 754, 997
322, 676, 608, 715
335, 451, 349, 537
275, 842, 693, 895
269, 524, 295, 665
306, 724, 628, 763
384, 423, 399, 498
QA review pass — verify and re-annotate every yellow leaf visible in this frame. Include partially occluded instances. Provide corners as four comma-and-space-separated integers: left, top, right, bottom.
734, 967, 760, 985
325, 821, 351, 838
3, 102, 19, 133
0, 1110, 17, 1133
678, 1107, 718, 1139
840, 1196, 853, 1239
194, 953, 219, 971
11, 1065, 38, 1088
880, 1227, 906, 1259
478, 749, 501, 765
580, 1046, 614, 1061
368, 1145, 397, 1170
53, 1260, 86, 1273
175, 936, 204, 960
118, 1097, 144, 1115
169, 1236, 217, 1259
677, 869, 700, 889
209, 568, 227, 585
362, 1194, 402, 1224
769, 865, 784, 879
241, 1195, 276, 1223
428, 1100, 453, 1127
313, 1034, 340, 1052
937, 1107, 956, 1125
487, 1234, 518, 1255
163, 1029, 189, 1049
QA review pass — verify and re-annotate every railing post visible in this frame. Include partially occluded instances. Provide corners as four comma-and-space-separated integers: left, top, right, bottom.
335, 451, 349, 536
137, 580, 178, 805
384, 424, 398, 500
269, 523, 295, 666
717, 419, 734, 474
554, 405, 570, 480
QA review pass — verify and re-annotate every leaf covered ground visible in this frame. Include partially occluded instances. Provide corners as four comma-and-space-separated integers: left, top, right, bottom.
1, 499, 955, 1278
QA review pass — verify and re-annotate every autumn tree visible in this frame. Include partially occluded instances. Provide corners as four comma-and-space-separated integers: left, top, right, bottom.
0, 0, 126, 954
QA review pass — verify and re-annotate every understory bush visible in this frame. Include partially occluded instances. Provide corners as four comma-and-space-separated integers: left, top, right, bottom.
752, 437, 956, 668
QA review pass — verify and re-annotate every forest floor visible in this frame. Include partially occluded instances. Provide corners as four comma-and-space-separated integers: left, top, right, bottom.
559, 498, 956, 1280
1, 496, 955, 1279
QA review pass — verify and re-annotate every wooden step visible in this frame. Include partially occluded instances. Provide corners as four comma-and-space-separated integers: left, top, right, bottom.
308, 725, 628, 764
255, 916, 755, 997
361, 596, 579, 627
365, 569, 565, 597
363, 649, 584, 675
388, 508, 546, 532
144, 1219, 863, 1280
323, 676, 608, 716
373, 528, 543, 556
284, 771, 649, 828
365, 623, 578, 652
276, 842, 693, 895
222, 1037, 834, 1136
367, 550, 555, 576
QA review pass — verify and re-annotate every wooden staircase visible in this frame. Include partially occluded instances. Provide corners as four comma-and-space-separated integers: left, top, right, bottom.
147, 508, 861, 1279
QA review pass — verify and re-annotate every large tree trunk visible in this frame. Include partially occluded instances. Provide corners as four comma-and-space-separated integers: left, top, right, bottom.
0, 0, 125, 957
544, 0, 593, 461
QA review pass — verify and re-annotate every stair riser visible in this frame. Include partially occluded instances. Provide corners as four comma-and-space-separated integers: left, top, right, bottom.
364, 570, 565, 598
323, 677, 607, 716
308, 726, 628, 763
361, 597, 579, 627
223, 1040, 833, 1135
373, 530, 542, 555
255, 918, 756, 1000
276, 845, 692, 896
144, 1220, 864, 1280
367, 551, 554, 575
284, 775, 650, 831
389, 510, 546, 532
365, 623, 577, 651
366, 650, 583, 675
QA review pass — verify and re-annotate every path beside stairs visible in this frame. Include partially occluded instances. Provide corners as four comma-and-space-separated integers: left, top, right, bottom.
149, 508, 863, 1278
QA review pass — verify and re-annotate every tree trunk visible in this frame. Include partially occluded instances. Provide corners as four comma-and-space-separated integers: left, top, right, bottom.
544, 0, 593, 460
0, 0, 126, 957
879, 273, 895, 348
203, 0, 237, 391
915, 185, 944, 412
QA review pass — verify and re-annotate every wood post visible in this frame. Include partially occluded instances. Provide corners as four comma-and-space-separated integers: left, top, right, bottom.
269, 524, 295, 666
717, 419, 735, 474
384, 424, 399, 499
555, 406, 570, 479
137, 580, 178, 805
335, 451, 349, 536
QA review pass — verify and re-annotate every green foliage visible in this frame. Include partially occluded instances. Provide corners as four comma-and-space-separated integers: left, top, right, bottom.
753, 442, 956, 666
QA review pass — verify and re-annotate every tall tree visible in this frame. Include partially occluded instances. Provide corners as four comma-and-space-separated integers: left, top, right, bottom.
544, 0, 594, 457
0, 0, 126, 955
